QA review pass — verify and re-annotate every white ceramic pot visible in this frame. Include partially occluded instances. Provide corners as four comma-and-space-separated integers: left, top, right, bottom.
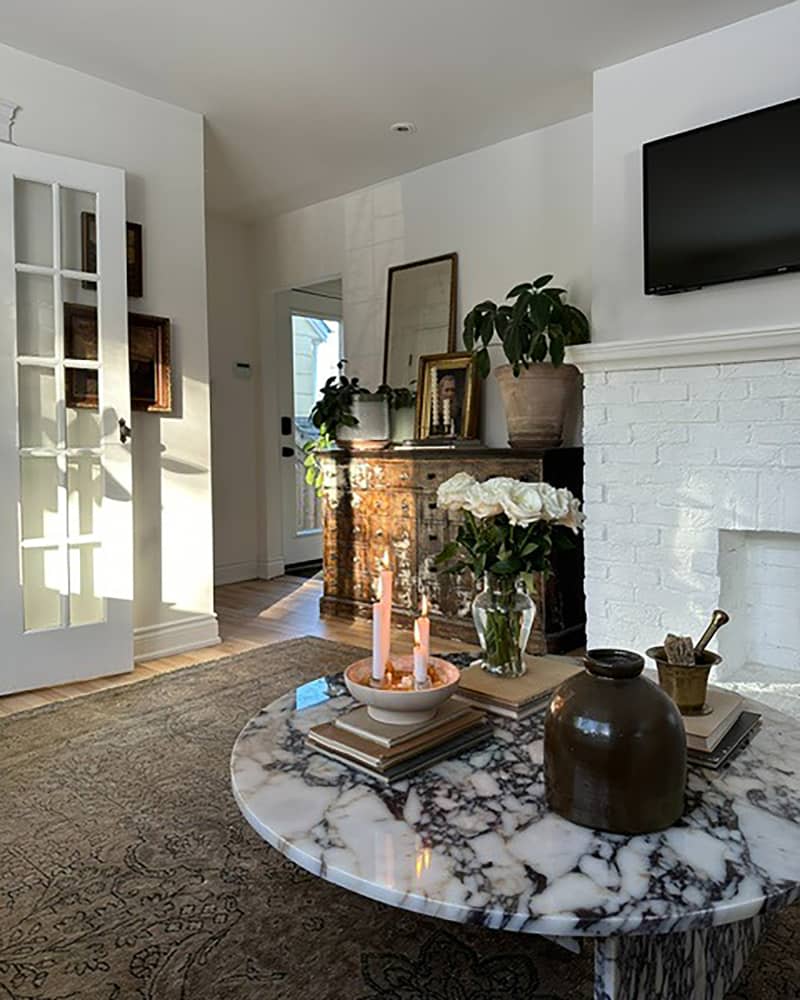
494, 362, 580, 449
336, 395, 390, 449
344, 656, 460, 724
390, 405, 416, 443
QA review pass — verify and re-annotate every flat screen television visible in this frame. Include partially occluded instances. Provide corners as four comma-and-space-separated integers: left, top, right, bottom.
643, 98, 800, 295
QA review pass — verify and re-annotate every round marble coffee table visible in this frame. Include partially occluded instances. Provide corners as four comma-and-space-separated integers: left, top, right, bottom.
230, 673, 800, 1000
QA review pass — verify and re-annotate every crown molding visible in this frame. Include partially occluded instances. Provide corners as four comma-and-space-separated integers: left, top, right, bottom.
567, 324, 800, 373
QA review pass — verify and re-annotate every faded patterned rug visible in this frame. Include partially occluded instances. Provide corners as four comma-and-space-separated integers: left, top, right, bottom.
1, 636, 797, 1000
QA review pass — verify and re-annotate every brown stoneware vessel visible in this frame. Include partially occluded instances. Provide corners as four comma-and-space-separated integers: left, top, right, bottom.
544, 648, 687, 835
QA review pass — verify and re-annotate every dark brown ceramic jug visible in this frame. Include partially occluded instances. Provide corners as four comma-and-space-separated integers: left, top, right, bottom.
544, 648, 687, 834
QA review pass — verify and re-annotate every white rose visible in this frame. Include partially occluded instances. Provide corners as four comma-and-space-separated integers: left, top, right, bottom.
463, 478, 510, 518
501, 481, 544, 526
436, 472, 478, 512
560, 496, 585, 534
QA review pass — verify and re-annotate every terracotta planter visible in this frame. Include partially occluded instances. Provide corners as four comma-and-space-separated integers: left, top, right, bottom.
494, 362, 580, 449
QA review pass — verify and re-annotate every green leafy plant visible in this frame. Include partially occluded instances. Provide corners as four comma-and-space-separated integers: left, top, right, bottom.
462, 274, 590, 378
377, 383, 417, 410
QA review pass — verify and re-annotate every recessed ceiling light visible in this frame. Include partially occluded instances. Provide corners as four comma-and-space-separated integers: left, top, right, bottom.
390, 121, 417, 135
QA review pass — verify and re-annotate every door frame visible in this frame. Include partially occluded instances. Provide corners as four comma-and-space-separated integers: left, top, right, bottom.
272, 283, 343, 573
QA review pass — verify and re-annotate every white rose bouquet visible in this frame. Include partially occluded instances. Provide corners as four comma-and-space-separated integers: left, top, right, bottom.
435, 472, 584, 675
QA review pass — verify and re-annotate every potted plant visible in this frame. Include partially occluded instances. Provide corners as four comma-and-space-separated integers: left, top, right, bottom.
462, 274, 590, 448
379, 383, 417, 443
303, 361, 390, 494
435, 472, 583, 677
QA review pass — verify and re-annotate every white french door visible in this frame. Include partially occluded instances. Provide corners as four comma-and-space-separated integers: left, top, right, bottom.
0, 143, 133, 694
276, 288, 343, 568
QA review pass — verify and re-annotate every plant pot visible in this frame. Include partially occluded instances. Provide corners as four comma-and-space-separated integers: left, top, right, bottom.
494, 362, 580, 449
336, 396, 390, 450
390, 405, 416, 444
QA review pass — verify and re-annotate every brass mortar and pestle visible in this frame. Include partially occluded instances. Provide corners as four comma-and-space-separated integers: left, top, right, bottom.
646, 610, 730, 715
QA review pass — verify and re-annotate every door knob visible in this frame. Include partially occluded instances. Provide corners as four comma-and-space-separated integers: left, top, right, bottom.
119, 418, 132, 443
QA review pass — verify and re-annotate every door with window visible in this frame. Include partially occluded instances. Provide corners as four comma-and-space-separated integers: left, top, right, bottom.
277, 287, 343, 568
0, 143, 133, 694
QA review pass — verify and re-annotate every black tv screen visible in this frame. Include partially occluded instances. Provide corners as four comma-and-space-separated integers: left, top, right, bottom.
643, 98, 800, 295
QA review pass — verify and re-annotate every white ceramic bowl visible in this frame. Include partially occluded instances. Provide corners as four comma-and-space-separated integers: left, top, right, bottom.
344, 655, 460, 725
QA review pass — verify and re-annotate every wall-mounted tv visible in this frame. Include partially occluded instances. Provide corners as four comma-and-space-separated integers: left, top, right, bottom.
643, 98, 800, 295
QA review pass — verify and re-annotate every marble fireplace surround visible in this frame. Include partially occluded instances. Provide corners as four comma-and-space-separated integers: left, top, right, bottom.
569, 324, 800, 709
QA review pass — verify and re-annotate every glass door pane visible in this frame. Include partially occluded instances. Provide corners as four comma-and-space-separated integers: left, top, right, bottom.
291, 314, 341, 535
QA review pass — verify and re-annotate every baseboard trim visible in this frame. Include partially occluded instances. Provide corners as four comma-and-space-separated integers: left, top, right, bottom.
134, 613, 221, 663
257, 558, 285, 580
214, 560, 259, 585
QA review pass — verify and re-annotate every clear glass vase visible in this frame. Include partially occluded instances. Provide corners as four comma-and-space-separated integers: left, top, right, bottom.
472, 573, 536, 677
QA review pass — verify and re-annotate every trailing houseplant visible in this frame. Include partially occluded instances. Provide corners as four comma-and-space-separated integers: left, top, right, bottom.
378, 383, 417, 443
435, 472, 583, 677
462, 274, 590, 449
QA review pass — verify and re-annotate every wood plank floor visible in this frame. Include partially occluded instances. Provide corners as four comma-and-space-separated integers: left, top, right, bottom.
0, 576, 477, 719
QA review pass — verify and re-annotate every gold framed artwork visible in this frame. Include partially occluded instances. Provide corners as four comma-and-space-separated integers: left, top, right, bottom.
63, 303, 173, 414
81, 212, 143, 298
416, 352, 480, 441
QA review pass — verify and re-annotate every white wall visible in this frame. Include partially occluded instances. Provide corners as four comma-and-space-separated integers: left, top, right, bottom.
1, 42, 218, 657
592, 1, 800, 344
206, 214, 259, 584
255, 114, 592, 572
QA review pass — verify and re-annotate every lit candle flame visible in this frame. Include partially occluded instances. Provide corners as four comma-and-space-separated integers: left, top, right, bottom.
381, 549, 391, 570
375, 574, 382, 603
413, 619, 420, 646
421, 593, 429, 617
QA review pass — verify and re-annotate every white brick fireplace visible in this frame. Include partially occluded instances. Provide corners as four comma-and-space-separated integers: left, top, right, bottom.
570, 328, 800, 711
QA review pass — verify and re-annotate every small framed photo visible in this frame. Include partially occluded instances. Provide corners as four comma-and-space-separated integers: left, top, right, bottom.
63, 303, 173, 414
416, 351, 480, 441
81, 212, 143, 298
128, 312, 172, 413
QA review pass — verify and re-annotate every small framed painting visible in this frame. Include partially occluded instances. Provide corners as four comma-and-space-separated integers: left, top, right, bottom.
81, 212, 144, 298
416, 351, 480, 441
128, 311, 172, 413
63, 303, 173, 414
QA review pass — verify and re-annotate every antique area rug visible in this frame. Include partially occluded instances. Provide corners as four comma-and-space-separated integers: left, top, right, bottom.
1, 636, 797, 999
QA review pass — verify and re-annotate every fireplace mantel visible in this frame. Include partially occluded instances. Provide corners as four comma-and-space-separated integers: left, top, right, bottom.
568, 324, 800, 373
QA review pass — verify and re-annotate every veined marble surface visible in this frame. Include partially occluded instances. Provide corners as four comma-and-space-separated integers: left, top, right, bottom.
230, 673, 800, 939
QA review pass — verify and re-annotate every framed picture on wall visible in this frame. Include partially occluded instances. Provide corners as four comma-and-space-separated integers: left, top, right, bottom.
416, 351, 480, 441
128, 311, 172, 413
63, 303, 173, 414
81, 212, 144, 298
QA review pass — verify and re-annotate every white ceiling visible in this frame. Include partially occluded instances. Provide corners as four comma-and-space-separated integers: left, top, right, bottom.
0, 0, 789, 220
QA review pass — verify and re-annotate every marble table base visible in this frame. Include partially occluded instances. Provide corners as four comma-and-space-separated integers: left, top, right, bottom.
594, 915, 763, 1000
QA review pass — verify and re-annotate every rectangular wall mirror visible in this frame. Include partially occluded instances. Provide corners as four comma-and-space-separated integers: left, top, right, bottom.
382, 252, 457, 387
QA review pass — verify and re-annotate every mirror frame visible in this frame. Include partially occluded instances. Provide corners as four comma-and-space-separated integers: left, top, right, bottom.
382, 252, 458, 384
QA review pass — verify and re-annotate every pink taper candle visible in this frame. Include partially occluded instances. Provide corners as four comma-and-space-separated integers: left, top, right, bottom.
372, 551, 393, 684
413, 594, 430, 686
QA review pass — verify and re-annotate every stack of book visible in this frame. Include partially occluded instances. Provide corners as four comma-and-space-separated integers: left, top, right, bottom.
454, 655, 583, 720
684, 686, 761, 769
306, 700, 492, 784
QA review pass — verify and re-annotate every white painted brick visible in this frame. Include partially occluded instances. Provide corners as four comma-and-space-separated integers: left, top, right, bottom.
584, 423, 632, 445
634, 382, 689, 403
606, 600, 663, 627
602, 444, 659, 464
583, 484, 605, 503
631, 422, 689, 444
607, 369, 660, 384
583, 372, 608, 387
784, 360, 800, 375
758, 470, 800, 533
716, 444, 781, 468
583, 522, 607, 542
661, 365, 720, 382
687, 424, 724, 447
751, 424, 800, 445
720, 361, 786, 379
783, 400, 800, 422
586, 384, 634, 405
601, 503, 634, 524
745, 375, 800, 398
583, 403, 608, 425
781, 446, 800, 467
689, 380, 749, 402
658, 444, 716, 466
608, 563, 660, 587
719, 400, 782, 423
691, 550, 719, 576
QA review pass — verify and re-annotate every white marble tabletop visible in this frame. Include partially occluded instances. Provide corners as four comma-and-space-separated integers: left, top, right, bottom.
230, 672, 800, 940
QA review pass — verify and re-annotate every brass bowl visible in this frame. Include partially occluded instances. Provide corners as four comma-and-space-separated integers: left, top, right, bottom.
645, 647, 722, 716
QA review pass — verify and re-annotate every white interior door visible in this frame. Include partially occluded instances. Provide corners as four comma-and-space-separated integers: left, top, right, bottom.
276, 288, 343, 568
0, 143, 133, 694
